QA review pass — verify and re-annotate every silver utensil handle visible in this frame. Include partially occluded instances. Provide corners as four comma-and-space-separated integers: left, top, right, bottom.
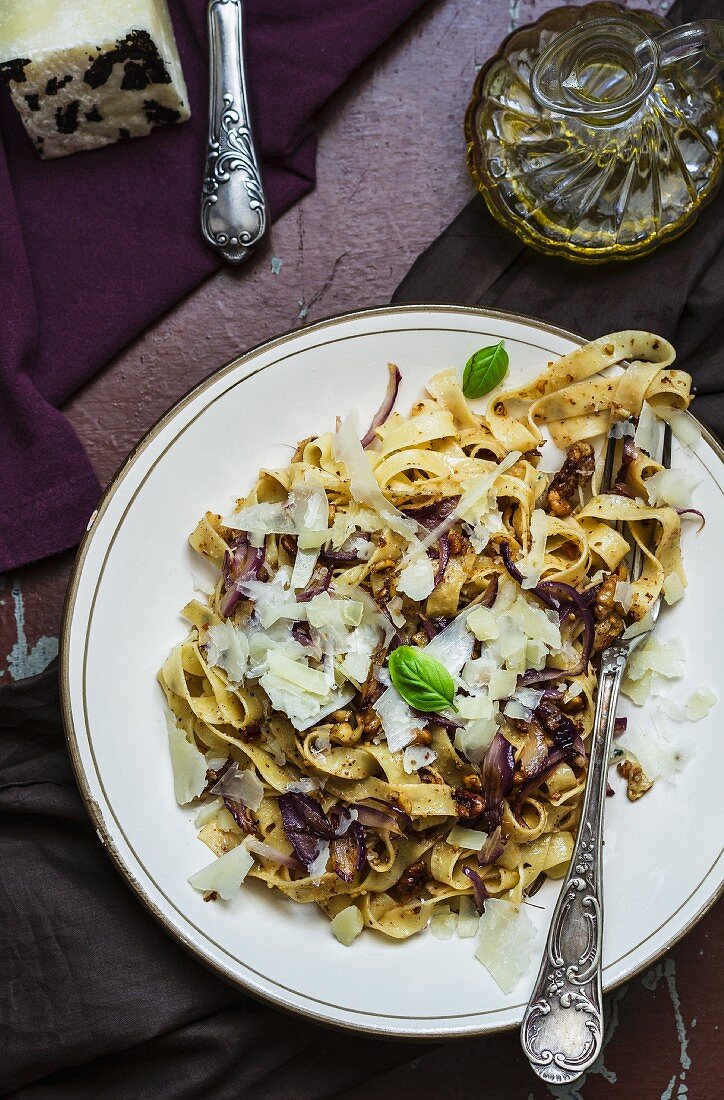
520, 641, 628, 1085
201, 0, 267, 264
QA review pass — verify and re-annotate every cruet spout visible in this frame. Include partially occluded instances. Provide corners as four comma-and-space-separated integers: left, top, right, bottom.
532, 16, 724, 125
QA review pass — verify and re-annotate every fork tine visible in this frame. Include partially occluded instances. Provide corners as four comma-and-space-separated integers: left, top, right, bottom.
601, 424, 619, 494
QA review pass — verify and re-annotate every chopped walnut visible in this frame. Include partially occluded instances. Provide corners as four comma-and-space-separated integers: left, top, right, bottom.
410, 631, 429, 648
448, 527, 465, 555
392, 859, 428, 900
412, 728, 432, 746
617, 758, 653, 801
593, 612, 625, 652
358, 709, 382, 736
453, 787, 485, 819
279, 534, 297, 557
330, 721, 361, 745
546, 441, 595, 518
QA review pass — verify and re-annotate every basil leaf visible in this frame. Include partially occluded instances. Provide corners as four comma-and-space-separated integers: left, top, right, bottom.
387, 645, 457, 714
462, 340, 509, 399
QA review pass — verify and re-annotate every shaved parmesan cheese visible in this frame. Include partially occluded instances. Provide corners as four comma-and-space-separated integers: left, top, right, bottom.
519, 509, 548, 589
290, 546, 319, 590
619, 722, 688, 782
663, 574, 685, 606
291, 475, 330, 549
333, 414, 419, 542
307, 840, 330, 880
622, 671, 652, 705
212, 763, 264, 810
503, 699, 533, 721
241, 568, 305, 628
455, 693, 496, 721
386, 596, 406, 628
206, 621, 249, 682
339, 620, 380, 684
512, 687, 544, 710
626, 636, 685, 682
267, 650, 329, 695
622, 611, 654, 640
374, 686, 420, 752
430, 905, 458, 939
454, 717, 498, 763
467, 605, 499, 642
475, 899, 536, 994
634, 401, 662, 457
425, 611, 475, 674
448, 825, 488, 850
330, 905, 364, 946
489, 668, 518, 701
403, 745, 437, 773
457, 895, 480, 938
194, 798, 223, 828
513, 598, 562, 651
223, 499, 294, 536
166, 713, 207, 805
189, 841, 254, 900
645, 467, 700, 509
286, 779, 318, 796
614, 581, 634, 613
659, 409, 701, 450
686, 687, 717, 720
397, 554, 435, 601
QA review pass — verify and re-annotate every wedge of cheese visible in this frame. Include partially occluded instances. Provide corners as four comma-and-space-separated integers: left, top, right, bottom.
0, 0, 190, 158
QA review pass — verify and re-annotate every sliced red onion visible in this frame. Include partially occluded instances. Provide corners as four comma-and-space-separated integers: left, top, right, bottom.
322, 533, 373, 563
418, 614, 438, 641
354, 799, 411, 836
462, 865, 489, 914
245, 836, 302, 870
606, 783, 615, 797
291, 621, 314, 647
295, 566, 332, 603
676, 507, 705, 531
361, 363, 401, 447
480, 732, 515, 831
412, 708, 462, 731
519, 722, 549, 777
432, 534, 450, 587
478, 825, 504, 867
614, 717, 627, 735
220, 535, 266, 616
223, 797, 255, 835
402, 497, 459, 530
514, 748, 568, 802
331, 821, 366, 882
480, 573, 499, 608
278, 792, 335, 868
572, 734, 587, 758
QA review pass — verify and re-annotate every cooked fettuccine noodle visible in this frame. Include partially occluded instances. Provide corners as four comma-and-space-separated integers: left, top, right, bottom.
159, 331, 694, 949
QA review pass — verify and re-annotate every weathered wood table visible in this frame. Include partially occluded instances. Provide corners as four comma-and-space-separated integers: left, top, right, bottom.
1, 1, 719, 1095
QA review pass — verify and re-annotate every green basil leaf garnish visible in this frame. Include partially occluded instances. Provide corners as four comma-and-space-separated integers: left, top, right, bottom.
387, 645, 457, 714
462, 340, 509, 399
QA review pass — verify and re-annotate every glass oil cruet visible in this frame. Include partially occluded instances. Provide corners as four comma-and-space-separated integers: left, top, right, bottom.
465, 2, 724, 262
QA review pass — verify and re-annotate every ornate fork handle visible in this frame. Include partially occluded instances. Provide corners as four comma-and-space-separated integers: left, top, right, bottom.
201, 0, 268, 264
520, 640, 630, 1085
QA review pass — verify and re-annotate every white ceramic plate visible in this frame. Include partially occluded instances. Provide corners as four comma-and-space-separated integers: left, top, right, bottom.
62, 306, 723, 1038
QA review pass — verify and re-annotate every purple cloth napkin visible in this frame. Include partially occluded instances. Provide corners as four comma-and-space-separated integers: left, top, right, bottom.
0, 0, 428, 574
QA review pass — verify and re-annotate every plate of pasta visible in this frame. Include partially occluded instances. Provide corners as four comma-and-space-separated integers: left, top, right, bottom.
62, 306, 723, 1037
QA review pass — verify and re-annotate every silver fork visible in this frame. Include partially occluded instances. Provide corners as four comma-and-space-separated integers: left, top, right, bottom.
520, 419, 672, 1086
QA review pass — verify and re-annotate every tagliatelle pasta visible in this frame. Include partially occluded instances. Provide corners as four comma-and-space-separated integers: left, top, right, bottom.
158, 331, 694, 960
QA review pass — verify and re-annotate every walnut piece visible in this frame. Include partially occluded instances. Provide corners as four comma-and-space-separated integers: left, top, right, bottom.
617, 758, 654, 801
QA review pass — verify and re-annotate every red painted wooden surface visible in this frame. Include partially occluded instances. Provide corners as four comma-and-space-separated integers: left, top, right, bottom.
1, 2, 719, 1094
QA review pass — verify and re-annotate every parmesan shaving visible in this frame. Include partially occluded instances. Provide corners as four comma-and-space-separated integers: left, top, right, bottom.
430, 905, 458, 939
330, 905, 364, 946
475, 899, 536, 993
166, 713, 207, 805
205, 621, 249, 682
188, 841, 254, 900
645, 467, 700, 509
685, 687, 717, 720
403, 745, 437, 773
448, 825, 488, 851
397, 554, 435, 601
